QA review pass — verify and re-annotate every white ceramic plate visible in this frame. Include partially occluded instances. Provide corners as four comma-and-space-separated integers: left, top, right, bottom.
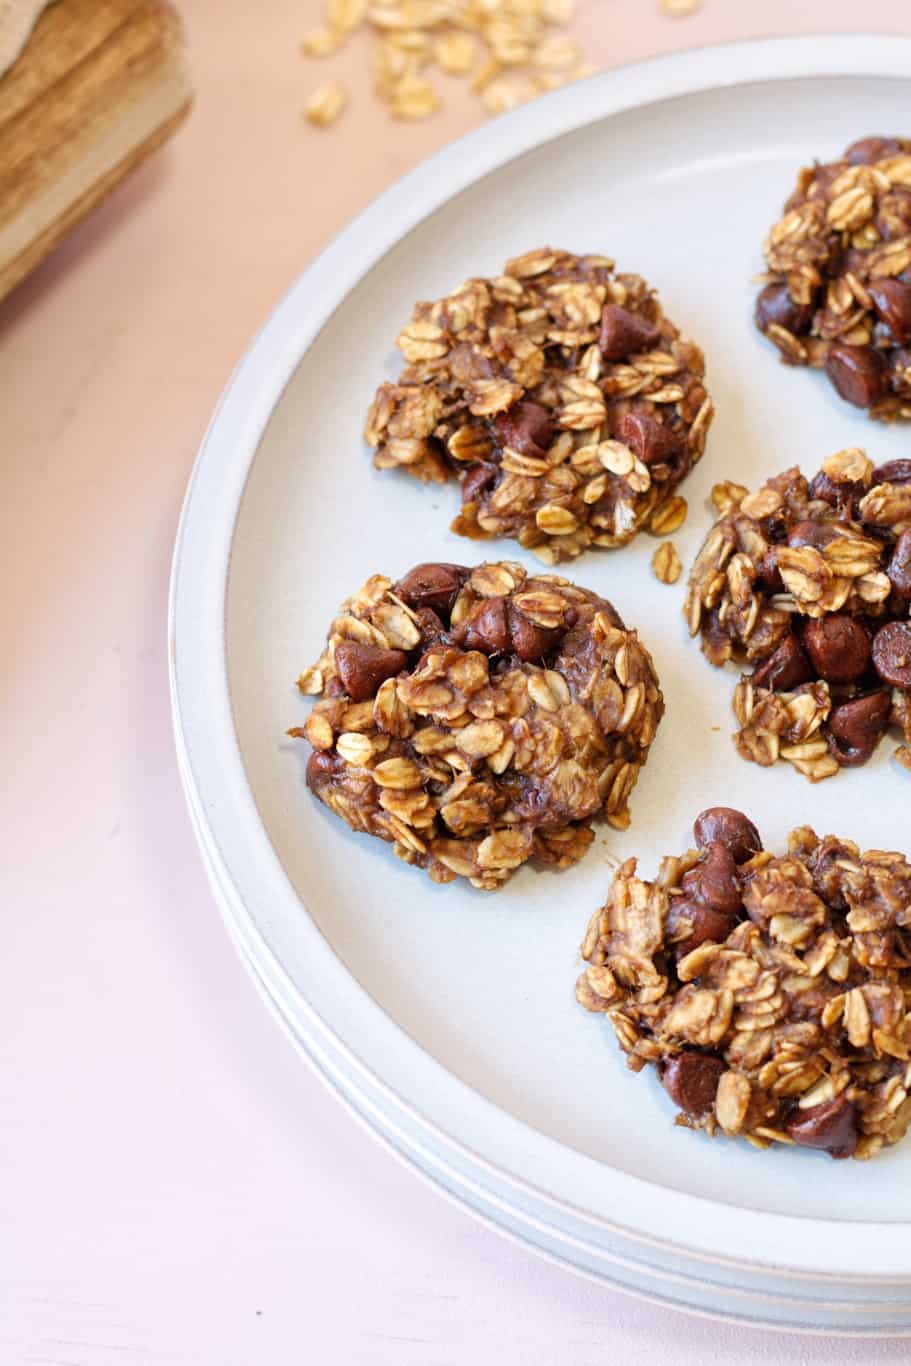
170, 36, 911, 1332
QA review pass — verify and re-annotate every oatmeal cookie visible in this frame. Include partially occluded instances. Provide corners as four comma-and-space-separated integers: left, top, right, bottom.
685, 450, 911, 782
364, 247, 713, 564
577, 808, 911, 1160
290, 560, 663, 888
755, 135, 911, 419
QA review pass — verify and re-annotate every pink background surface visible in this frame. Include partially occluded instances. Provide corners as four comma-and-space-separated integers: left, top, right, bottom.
5, 2, 911, 1361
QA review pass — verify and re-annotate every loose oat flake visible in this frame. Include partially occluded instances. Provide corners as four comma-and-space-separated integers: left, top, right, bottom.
652, 540, 682, 584
577, 807, 911, 1160
290, 559, 663, 888
301, 0, 582, 123
304, 79, 348, 126
302, 0, 700, 126
660, 0, 702, 15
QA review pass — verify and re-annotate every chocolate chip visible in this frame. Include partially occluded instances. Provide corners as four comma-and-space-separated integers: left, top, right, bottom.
506, 603, 562, 663
888, 529, 911, 598
693, 808, 762, 864
803, 615, 871, 684
463, 597, 510, 655
876, 189, 911, 240
395, 563, 468, 617
808, 471, 839, 506
808, 470, 862, 512
872, 458, 911, 486
666, 897, 737, 956
868, 278, 911, 345
334, 641, 408, 702
787, 519, 839, 550
845, 135, 903, 165
826, 691, 892, 766
871, 620, 911, 687
414, 606, 446, 647
460, 463, 498, 505
660, 1052, 726, 1117
492, 400, 554, 456
681, 842, 742, 915
891, 348, 911, 393
754, 552, 784, 594
306, 749, 340, 790
786, 1094, 858, 1159
614, 409, 682, 466
749, 633, 812, 692
755, 282, 814, 336
839, 246, 868, 277
700, 608, 734, 668
824, 343, 888, 408
599, 304, 661, 361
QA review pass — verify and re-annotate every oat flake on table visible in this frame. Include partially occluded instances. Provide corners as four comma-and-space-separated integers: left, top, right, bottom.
301, 0, 702, 126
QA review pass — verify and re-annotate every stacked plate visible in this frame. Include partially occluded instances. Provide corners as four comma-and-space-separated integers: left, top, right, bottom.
170, 36, 911, 1332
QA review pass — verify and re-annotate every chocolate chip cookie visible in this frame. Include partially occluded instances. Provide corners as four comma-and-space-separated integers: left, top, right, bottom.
577, 809, 911, 1160
291, 561, 663, 888
755, 136, 911, 419
364, 247, 713, 563
685, 450, 911, 781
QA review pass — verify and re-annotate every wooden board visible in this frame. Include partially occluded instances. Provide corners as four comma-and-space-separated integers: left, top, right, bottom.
0, 0, 191, 301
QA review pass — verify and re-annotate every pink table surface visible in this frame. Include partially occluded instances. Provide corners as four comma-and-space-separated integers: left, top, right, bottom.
5, 2, 911, 1361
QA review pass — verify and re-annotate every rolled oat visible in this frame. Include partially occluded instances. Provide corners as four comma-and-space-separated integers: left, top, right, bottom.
304, 79, 349, 126
652, 541, 682, 585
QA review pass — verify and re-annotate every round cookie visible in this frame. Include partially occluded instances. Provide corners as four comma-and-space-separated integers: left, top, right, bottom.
291, 560, 664, 889
576, 809, 911, 1161
755, 135, 911, 419
685, 450, 911, 782
364, 247, 713, 564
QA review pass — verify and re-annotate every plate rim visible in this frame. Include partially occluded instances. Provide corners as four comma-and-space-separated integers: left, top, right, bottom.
170, 32, 911, 1301
179, 757, 911, 1333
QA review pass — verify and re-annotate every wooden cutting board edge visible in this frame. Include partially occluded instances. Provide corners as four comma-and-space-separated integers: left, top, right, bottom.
0, 0, 192, 303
